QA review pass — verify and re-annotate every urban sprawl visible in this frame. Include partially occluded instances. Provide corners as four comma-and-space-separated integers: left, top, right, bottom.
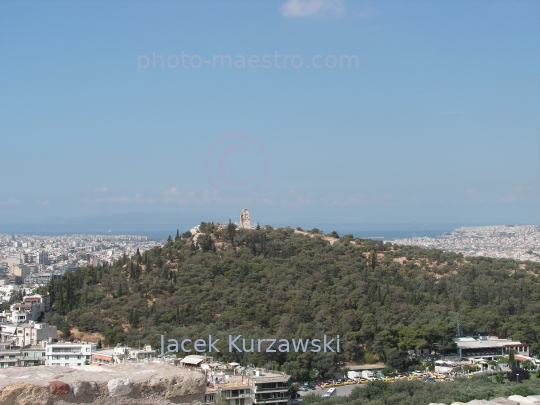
0, 226, 539, 405
394, 225, 540, 263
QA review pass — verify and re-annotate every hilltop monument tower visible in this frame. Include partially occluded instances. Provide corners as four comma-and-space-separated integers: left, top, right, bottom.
239, 209, 251, 228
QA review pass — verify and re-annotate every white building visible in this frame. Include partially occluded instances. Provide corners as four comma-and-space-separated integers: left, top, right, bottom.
207, 368, 291, 405
5, 302, 40, 323
45, 342, 96, 366
22, 294, 50, 312
0, 322, 57, 347
91, 345, 156, 365
0, 343, 47, 368
454, 335, 530, 359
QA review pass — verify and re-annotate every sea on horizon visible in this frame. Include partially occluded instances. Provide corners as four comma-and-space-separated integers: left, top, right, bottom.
0, 222, 491, 241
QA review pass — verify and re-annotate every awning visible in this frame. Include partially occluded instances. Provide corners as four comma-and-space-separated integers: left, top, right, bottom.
181, 358, 204, 365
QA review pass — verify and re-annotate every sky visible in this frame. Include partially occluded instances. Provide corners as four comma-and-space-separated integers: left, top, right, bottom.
0, 0, 539, 226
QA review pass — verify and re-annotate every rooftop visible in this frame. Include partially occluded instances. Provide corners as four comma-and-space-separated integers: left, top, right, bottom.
454, 336, 526, 349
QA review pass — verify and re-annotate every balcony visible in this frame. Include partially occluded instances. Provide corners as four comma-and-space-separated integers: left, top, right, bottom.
222, 394, 251, 399
255, 394, 290, 401
253, 397, 289, 405
254, 386, 289, 392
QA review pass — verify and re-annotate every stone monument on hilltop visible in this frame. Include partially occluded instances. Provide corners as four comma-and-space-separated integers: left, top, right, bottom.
239, 209, 251, 228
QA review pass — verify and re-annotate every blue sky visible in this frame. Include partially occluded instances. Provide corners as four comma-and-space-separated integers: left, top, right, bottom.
0, 0, 539, 226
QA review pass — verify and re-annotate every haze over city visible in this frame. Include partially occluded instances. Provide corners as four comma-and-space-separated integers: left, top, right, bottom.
1, 0, 539, 227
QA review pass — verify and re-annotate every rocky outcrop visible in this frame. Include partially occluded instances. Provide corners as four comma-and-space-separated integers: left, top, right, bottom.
0, 382, 50, 405
50, 381, 70, 395
72, 381, 100, 398
143, 371, 207, 399
107, 379, 133, 397
435, 396, 539, 405
0, 363, 206, 405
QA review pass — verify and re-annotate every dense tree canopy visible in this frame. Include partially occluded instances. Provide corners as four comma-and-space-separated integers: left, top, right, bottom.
45, 225, 540, 379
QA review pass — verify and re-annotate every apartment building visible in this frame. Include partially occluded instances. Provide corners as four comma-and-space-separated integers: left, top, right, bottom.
208, 369, 291, 405
250, 370, 291, 405
0, 321, 57, 346
23, 295, 51, 312
45, 342, 96, 366
91, 345, 156, 365
0, 344, 18, 368
0, 343, 46, 368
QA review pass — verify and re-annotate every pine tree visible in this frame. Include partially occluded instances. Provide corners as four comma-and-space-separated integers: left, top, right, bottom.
227, 219, 236, 244
175, 229, 180, 240
370, 250, 377, 269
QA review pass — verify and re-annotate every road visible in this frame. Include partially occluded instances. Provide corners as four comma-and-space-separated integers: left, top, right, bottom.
297, 385, 360, 399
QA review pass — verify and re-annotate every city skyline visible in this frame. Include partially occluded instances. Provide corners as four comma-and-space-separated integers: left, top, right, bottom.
1, 0, 539, 225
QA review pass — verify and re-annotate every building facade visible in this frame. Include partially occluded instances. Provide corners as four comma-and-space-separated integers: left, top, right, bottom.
45, 342, 96, 366
454, 335, 530, 359
208, 369, 291, 405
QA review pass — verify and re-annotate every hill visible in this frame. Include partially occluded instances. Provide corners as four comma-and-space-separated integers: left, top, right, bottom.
44, 223, 540, 379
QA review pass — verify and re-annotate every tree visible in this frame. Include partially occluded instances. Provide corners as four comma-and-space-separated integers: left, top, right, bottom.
328, 231, 340, 238
175, 229, 180, 240
302, 394, 323, 405
198, 234, 214, 252
508, 367, 529, 382
311, 352, 335, 379
384, 348, 407, 371
363, 380, 391, 400
509, 350, 516, 370
512, 385, 537, 396
370, 250, 377, 269
227, 220, 236, 244
60, 324, 71, 339
494, 372, 505, 384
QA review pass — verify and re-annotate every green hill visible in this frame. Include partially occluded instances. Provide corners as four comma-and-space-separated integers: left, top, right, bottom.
44, 223, 540, 379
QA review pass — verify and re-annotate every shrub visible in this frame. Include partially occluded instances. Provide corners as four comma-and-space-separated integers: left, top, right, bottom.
302, 394, 324, 405
511, 385, 537, 396
508, 367, 530, 382
364, 352, 377, 364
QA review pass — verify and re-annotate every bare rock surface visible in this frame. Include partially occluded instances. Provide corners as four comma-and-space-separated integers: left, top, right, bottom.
490, 399, 519, 405
108, 379, 133, 397
0, 363, 206, 405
